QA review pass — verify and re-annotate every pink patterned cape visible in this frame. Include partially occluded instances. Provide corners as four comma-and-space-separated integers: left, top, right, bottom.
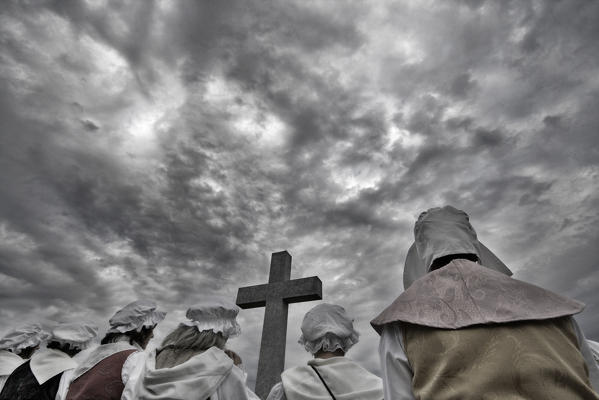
371, 259, 584, 333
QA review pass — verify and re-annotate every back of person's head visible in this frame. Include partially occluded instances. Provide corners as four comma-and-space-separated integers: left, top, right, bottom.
102, 300, 166, 350
49, 322, 98, 357
155, 299, 241, 369
101, 325, 156, 349
403, 205, 512, 289
155, 324, 227, 369
299, 303, 359, 357
0, 323, 50, 359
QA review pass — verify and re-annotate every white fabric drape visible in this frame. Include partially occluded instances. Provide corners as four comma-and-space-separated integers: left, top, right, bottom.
29, 348, 77, 385
0, 350, 25, 393
138, 346, 258, 400
276, 357, 383, 400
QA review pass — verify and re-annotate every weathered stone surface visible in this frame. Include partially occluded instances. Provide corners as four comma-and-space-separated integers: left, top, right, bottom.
236, 251, 322, 399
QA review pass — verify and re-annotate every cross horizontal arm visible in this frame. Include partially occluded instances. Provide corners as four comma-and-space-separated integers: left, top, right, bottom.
236, 284, 269, 309
282, 276, 322, 304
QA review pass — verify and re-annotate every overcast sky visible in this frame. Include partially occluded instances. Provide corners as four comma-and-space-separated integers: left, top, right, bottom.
1, 0, 599, 389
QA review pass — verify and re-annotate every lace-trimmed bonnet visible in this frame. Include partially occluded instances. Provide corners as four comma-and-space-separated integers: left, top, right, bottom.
0, 323, 51, 353
298, 303, 359, 354
403, 205, 512, 289
107, 300, 166, 333
51, 323, 98, 350
184, 299, 241, 339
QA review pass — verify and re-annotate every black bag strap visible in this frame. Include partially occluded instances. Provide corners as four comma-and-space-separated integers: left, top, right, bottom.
310, 364, 337, 400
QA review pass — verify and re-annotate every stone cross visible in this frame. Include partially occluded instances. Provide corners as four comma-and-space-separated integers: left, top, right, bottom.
236, 250, 322, 399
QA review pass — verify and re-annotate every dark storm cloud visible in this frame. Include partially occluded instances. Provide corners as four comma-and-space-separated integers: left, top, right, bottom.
1, 0, 598, 386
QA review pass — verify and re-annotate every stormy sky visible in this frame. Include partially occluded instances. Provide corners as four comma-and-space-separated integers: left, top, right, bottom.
1, 0, 599, 388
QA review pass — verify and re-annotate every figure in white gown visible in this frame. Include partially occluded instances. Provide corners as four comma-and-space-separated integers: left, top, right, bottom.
139, 299, 259, 400
0, 322, 96, 400
267, 303, 383, 400
61, 299, 166, 400
0, 324, 49, 393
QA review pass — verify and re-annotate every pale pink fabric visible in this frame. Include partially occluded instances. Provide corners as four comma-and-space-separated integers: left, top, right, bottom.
372, 259, 584, 333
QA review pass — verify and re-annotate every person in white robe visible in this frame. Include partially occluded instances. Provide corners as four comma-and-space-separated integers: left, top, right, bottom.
139, 299, 259, 400
0, 324, 49, 393
267, 303, 383, 400
0, 322, 96, 400
372, 205, 599, 400
43, 322, 98, 400
62, 299, 165, 400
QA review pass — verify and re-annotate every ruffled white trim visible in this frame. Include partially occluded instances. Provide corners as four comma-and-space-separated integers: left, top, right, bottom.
0, 333, 51, 353
108, 310, 166, 333
14, 335, 48, 352
182, 318, 241, 339
299, 332, 359, 354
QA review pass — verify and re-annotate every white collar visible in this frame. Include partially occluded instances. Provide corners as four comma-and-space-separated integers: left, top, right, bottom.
71, 341, 137, 380
29, 348, 77, 384
0, 350, 25, 376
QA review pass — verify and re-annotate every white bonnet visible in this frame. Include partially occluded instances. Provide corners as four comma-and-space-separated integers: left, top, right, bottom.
298, 303, 359, 354
404, 205, 512, 289
51, 323, 98, 350
0, 323, 51, 353
107, 300, 166, 334
184, 298, 241, 339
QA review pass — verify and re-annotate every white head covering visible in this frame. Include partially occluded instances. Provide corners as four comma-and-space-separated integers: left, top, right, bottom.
403, 205, 512, 289
107, 300, 166, 333
0, 323, 51, 353
183, 298, 241, 339
298, 303, 359, 354
51, 323, 98, 350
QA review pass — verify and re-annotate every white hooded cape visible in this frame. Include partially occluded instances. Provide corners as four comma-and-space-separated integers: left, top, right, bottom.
280, 357, 383, 400
139, 346, 258, 400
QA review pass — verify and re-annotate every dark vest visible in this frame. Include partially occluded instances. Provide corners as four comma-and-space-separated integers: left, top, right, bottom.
66, 349, 136, 400
0, 361, 62, 400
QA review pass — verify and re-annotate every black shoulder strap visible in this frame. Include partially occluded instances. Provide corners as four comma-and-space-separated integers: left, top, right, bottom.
310, 364, 337, 400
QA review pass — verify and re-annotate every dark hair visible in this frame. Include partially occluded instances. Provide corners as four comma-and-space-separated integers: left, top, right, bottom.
430, 253, 479, 271
16, 346, 37, 359
101, 326, 154, 348
47, 341, 81, 357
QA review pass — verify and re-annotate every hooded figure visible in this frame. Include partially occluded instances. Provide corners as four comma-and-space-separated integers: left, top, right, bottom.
64, 300, 165, 400
0, 322, 97, 400
139, 299, 259, 400
0, 323, 50, 394
267, 303, 383, 400
371, 206, 599, 399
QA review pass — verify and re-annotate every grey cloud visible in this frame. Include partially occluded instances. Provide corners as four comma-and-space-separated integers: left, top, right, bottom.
449, 72, 477, 98
80, 119, 100, 131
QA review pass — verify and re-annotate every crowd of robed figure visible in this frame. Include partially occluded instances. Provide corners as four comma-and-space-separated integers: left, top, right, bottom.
1, 205, 599, 400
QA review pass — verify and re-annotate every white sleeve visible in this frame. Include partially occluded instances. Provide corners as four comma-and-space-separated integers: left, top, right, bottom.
379, 323, 416, 400
120, 351, 147, 400
266, 382, 286, 400
54, 369, 74, 400
571, 318, 599, 391
216, 364, 260, 400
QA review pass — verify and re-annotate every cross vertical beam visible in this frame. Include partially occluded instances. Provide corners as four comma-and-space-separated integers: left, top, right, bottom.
236, 251, 322, 399
256, 251, 290, 398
